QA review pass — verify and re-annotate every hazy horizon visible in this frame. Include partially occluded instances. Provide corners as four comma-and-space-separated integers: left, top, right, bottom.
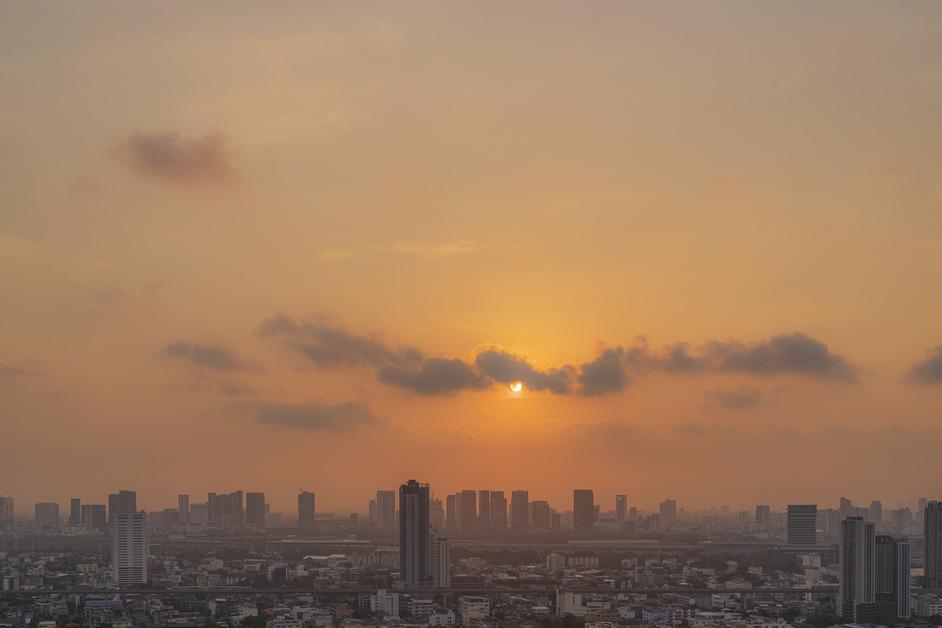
3, 2, 942, 514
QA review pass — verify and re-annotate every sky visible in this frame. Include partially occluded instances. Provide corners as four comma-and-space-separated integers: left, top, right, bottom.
2, 1, 942, 516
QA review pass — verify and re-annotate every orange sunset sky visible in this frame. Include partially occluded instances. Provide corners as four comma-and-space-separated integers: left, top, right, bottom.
2, 2, 942, 515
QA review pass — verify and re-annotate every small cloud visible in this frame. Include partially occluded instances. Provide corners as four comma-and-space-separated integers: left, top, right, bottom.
704, 386, 763, 409
702, 332, 858, 381
578, 348, 628, 396
904, 346, 942, 385
378, 358, 487, 396
115, 130, 238, 185
256, 401, 379, 430
474, 347, 572, 394
163, 341, 262, 372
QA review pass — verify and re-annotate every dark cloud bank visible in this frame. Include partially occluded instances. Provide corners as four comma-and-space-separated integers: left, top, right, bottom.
115, 130, 237, 185
258, 313, 859, 397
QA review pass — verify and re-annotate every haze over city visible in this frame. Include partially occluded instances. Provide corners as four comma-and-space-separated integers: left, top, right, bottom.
3, 2, 942, 515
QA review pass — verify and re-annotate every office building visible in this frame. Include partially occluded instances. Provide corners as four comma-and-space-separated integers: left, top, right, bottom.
511, 490, 529, 531
869, 500, 883, 527
755, 504, 771, 530
531, 500, 551, 530
298, 491, 315, 527
573, 489, 594, 532
69, 498, 81, 526
178, 494, 189, 525
875, 535, 911, 620
430, 497, 445, 529
246, 492, 266, 528
615, 495, 627, 525
208, 490, 244, 527
34, 502, 59, 529
112, 512, 147, 586
107, 490, 137, 524
370, 590, 400, 618
840, 516, 875, 621
787, 504, 817, 545
376, 490, 396, 529
927, 501, 942, 588
430, 529, 450, 588
477, 490, 490, 527
659, 499, 677, 527
445, 494, 456, 530
81, 504, 107, 531
0, 497, 13, 528
399, 479, 430, 588
489, 491, 507, 530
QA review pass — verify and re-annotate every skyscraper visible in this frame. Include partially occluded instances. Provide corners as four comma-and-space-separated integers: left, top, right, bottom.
34, 502, 59, 529
530, 500, 551, 530
659, 499, 677, 527
456, 490, 477, 531
477, 490, 491, 528
208, 490, 244, 527
69, 498, 82, 526
875, 535, 911, 620
0, 497, 13, 529
82, 504, 107, 531
298, 491, 315, 527
430, 529, 450, 588
108, 490, 137, 524
926, 501, 942, 588
430, 497, 445, 529
489, 491, 507, 530
615, 495, 627, 526
869, 500, 883, 527
445, 494, 456, 530
787, 504, 817, 545
112, 512, 147, 586
246, 492, 266, 528
376, 490, 396, 529
178, 494, 189, 525
399, 479, 430, 588
755, 504, 771, 530
511, 490, 529, 532
840, 516, 875, 621
573, 489, 594, 532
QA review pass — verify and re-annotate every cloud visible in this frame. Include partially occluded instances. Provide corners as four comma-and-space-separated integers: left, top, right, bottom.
904, 346, 942, 385
378, 358, 488, 396
577, 347, 629, 396
701, 333, 857, 381
0, 365, 40, 379
163, 341, 261, 371
474, 347, 573, 394
320, 240, 486, 263
115, 131, 237, 185
704, 386, 763, 409
256, 401, 379, 430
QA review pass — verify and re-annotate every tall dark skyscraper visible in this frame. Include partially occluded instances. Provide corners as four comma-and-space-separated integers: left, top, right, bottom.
456, 490, 476, 531
399, 479, 430, 588
615, 495, 627, 526
298, 491, 315, 527
530, 500, 551, 530
445, 494, 456, 530
246, 492, 266, 528
510, 490, 529, 532
659, 499, 677, 527
787, 504, 817, 545
178, 494, 189, 525
376, 490, 396, 529
926, 501, 942, 588
69, 498, 81, 526
840, 516, 875, 621
81, 504, 107, 531
489, 491, 507, 530
208, 490, 244, 527
108, 490, 137, 524
755, 504, 771, 530
874, 535, 911, 621
573, 489, 594, 532
477, 490, 491, 527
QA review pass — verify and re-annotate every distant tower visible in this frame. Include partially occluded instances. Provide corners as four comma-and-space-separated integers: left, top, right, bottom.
875, 535, 911, 620
456, 490, 476, 531
0, 497, 13, 529
615, 495, 627, 526
430, 529, 451, 588
839, 516, 875, 621
246, 492, 266, 528
108, 490, 137, 524
659, 499, 677, 528
399, 480, 430, 588
755, 504, 771, 530
69, 498, 82, 526
511, 490, 529, 532
477, 490, 491, 528
573, 489, 594, 532
298, 491, 315, 527
489, 491, 507, 530
787, 504, 817, 545
34, 503, 60, 529
926, 501, 942, 588
178, 495, 189, 525
376, 490, 396, 529
112, 512, 148, 586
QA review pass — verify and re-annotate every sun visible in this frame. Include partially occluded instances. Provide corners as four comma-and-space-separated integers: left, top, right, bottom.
509, 381, 523, 393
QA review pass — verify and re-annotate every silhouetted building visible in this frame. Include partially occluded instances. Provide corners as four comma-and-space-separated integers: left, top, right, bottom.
112, 512, 147, 586
208, 490, 244, 527
755, 504, 770, 530
840, 516, 875, 621
477, 490, 490, 528
178, 494, 189, 525
615, 495, 627, 526
0, 497, 13, 529
926, 501, 942, 588
82, 504, 107, 531
430, 529, 450, 588
108, 490, 137, 524
298, 491, 315, 527
659, 499, 677, 527
445, 494, 456, 530
874, 535, 911, 620
399, 480, 430, 588
511, 490, 529, 531
456, 490, 476, 531
69, 498, 81, 526
430, 497, 445, 529
573, 489, 594, 532
246, 492, 266, 528
787, 504, 817, 545
531, 500, 551, 530
376, 490, 396, 529
34, 502, 59, 529
489, 491, 507, 530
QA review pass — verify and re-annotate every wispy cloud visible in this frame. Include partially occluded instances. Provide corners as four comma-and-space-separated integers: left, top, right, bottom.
319, 240, 487, 262
115, 130, 238, 186
163, 341, 263, 372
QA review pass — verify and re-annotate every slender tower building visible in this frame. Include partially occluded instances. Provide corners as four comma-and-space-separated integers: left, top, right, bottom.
399, 480, 431, 588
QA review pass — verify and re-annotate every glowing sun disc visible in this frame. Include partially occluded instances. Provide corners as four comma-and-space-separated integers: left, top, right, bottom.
509, 381, 523, 393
